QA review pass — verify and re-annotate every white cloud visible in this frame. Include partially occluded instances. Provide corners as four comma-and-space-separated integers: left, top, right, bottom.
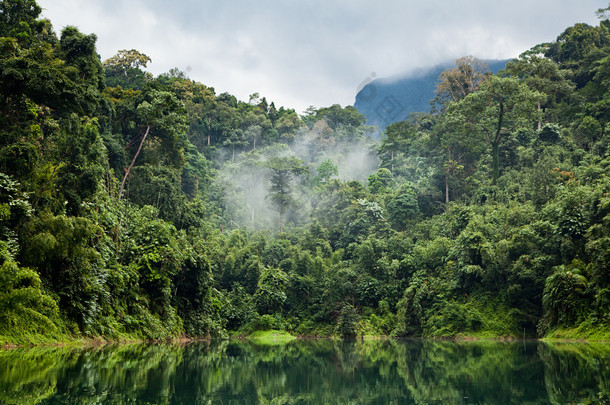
38, 0, 604, 113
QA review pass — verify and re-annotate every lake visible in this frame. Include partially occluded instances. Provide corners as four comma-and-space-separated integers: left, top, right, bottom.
0, 339, 608, 404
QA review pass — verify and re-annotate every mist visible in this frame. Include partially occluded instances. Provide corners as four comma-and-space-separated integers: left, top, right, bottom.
213, 120, 379, 232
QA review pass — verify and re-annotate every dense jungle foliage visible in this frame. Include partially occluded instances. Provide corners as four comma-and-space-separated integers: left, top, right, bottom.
1, 0, 610, 343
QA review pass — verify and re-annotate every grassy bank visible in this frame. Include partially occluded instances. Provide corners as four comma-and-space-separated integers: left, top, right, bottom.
3, 327, 610, 349
543, 324, 610, 342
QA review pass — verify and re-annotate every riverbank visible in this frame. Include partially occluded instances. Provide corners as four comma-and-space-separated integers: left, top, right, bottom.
0, 333, 214, 349
541, 324, 610, 342
4, 328, 610, 349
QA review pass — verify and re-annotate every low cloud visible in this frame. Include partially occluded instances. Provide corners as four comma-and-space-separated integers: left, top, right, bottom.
39, 0, 602, 112
213, 122, 378, 231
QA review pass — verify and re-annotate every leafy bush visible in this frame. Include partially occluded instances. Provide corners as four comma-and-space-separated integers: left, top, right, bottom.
0, 261, 61, 342
335, 303, 361, 339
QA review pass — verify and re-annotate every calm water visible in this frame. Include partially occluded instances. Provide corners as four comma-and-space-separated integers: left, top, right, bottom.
0, 339, 608, 404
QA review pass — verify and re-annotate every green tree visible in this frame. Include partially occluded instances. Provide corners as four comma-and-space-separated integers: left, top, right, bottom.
240, 109, 272, 148
0, 260, 60, 341
0, 0, 45, 46
546, 22, 610, 86
20, 213, 108, 333
575, 115, 603, 150
275, 111, 302, 142
314, 104, 366, 131
223, 128, 248, 163
311, 158, 338, 187
378, 120, 416, 174
0, 172, 31, 259
254, 266, 289, 315
335, 303, 360, 338
266, 156, 308, 232
502, 51, 575, 130
432, 55, 490, 113
539, 265, 589, 334
378, 114, 433, 182
59, 26, 105, 98
449, 76, 541, 184
244, 124, 262, 150
103, 49, 153, 89
386, 182, 419, 231
367, 168, 393, 194
118, 90, 188, 201
50, 116, 106, 216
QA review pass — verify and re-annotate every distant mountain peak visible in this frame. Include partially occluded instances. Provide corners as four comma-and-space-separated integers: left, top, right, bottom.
354, 59, 508, 137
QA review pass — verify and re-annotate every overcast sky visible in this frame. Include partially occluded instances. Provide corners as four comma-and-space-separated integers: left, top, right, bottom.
38, 0, 604, 113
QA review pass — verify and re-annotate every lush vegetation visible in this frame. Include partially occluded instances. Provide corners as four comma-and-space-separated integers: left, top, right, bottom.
1, 0, 610, 343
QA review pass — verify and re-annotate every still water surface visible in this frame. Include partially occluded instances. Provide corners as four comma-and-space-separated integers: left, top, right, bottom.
0, 339, 608, 404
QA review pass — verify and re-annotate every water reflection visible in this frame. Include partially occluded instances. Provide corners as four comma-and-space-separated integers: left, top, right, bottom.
0, 339, 608, 404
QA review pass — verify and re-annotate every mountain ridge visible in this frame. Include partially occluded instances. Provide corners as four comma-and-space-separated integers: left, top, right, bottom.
354, 59, 509, 137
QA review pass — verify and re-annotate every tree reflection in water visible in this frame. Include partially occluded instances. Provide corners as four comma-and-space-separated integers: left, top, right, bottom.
0, 339, 608, 404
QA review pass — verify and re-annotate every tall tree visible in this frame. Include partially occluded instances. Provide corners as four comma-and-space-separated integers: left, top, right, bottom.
275, 111, 302, 143
430, 112, 485, 203
266, 156, 308, 232
545, 22, 610, 87
432, 56, 491, 113
448, 76, 541, 184
315, 104, 366, 131
59, 26, 105, 96
0, 0, 45, 46
118, 90, 188, 201
103, 49, 152, 89
378, 119, 422, 175
222, 128, 247, 163
502, 50, 574, 130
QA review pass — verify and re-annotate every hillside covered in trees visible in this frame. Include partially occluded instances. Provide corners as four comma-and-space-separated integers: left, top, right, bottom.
1, 0, 610, 344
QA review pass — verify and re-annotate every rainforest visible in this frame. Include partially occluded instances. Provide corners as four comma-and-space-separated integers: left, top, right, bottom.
1, 0, 610, 345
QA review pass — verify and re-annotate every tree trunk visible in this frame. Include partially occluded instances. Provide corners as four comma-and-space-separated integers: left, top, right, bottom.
119, 125, 150, 201
445, 170, 450, 204
492, 141, 500, 185
445, 148, 451, 204
492, 101, 504, 185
